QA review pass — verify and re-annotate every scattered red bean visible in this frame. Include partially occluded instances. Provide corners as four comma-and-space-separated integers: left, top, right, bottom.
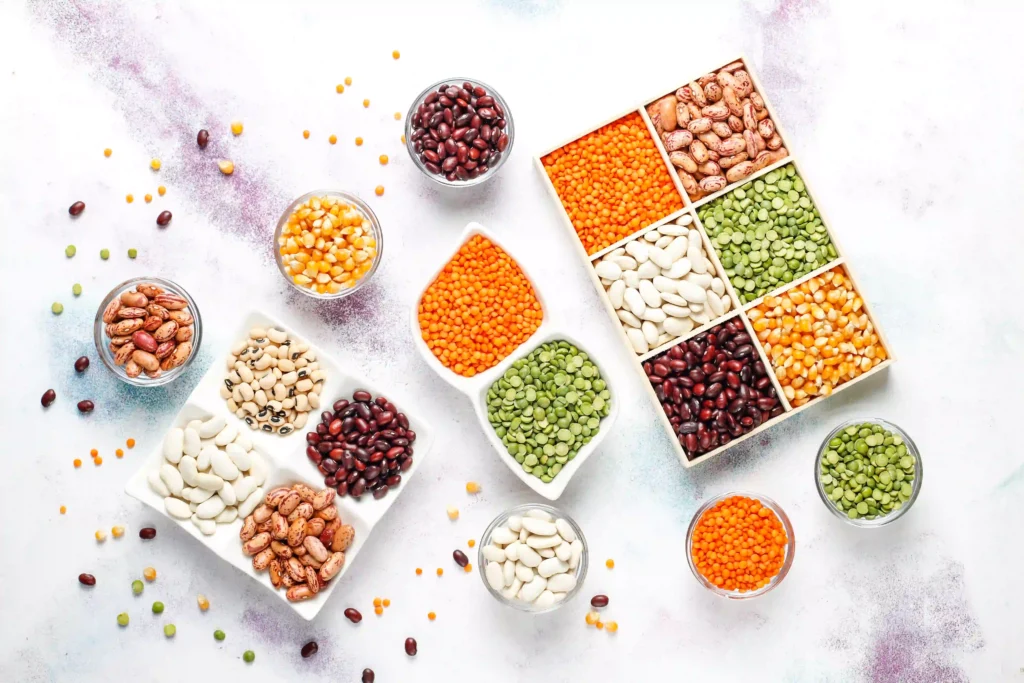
361, 669, 375, 683
591, 594, 609, 608
344, 608, 363, 623
410, 80, 510, 183
404, 637, 417, 656
78, 573, 96, 586
300, 641, 318, 658
74, 356, 90, 373
156, 211, 173, 227
41, 389, 56, 407
645, 318, 783, 460
306, 391, 417, 501
139, 527, 157, 540
197, 129, 210, 148
453, 549, 468, 567
77, 400, 95, 414
69, 201, 86, 216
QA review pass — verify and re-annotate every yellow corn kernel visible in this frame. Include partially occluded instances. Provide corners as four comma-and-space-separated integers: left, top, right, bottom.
218, 159, 234, 175
465, 481, 481, 494
126, 194, 134, 203
150, 158, 161, 170
144, 567, 157, 581
95, 530, 107, 542
111, 525, 125, 538
585, 611, 599, 625
446, 506, 459, 520
231, 120, 243, 135
197, 594, 209, 611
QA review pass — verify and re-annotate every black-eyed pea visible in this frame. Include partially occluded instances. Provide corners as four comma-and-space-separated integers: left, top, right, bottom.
303, 536, 329, 563
288, 502, 314, 523
242, 532, 271, 556
253, 547, 275, 570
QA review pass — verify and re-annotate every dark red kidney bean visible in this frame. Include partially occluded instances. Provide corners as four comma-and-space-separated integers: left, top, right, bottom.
497, 133, 509, 151
139, 527, 157, 539
443, 108, 454, 126
301, 641, 318, 658
77, 400, 94, 413
478, 107, 495, 120
425, 91, 439, 105
362, 669, 375, 683
333, 399, 350, 412
69, 201, 86, 216
386, 474, 401, 487
437, 123, 451, 139
363, 466, 380, 481
344, 608, 363, 623
422, 149, 440, 164
463, 161, 478, 171
41, 389, 56, 407
78, 573, 96, 586
335, 481, 349, 496
324, 475, 338, 487
156, 211, 173, 227
591, 594, 609, 607
425, 161, 442, 174
372, 485, 389, 500
453, 549, 468, 567
476, 95, 494, 107
422, 137, 438, 150
472, 85, 485, 96
404, 638, 417, 656
306, 432, 321, 445
197, 129, 209, 148
400, 457, 413, 471
455, 165, 469, 180
351, 481, 366, 498
443, 139, 458, 156
497, 118, 507, 129
462, 128, 477, 143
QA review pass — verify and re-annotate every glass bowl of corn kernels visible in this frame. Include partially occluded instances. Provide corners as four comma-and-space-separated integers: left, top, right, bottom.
274, 190, 383, 299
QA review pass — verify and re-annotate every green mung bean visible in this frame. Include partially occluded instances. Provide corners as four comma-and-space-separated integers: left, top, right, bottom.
819, 422, 916, 520
697, 164, 836, 303
485, 340, 611, 483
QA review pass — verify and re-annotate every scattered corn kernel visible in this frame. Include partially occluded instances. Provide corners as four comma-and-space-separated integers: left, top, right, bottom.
303, 130, 310, 139
383, 598, 391, 607
446, 506, 459, 520
355, 136, 364, 146
104, 148, 112, 157
362, 99, 370, 108
465, 481, 481, 494
116, 449, 124, 458
143, 566, 157, 582
415, 568, 423, 575
112, 525, 125, 538
73, 459, 82, 468
150, 158, 161, 171
373, 597, 382, 608
157, 186, 166, 196
126, 194, 134, 203
463, 563, 473, 573
60, 505, 67, 514
336, 84, 345, 93
400, 134, 406, 144
95, 530, 107, 542
374, 606, 383, 615
197, 594, 210, 611
231, 120, 243, 135
126, 438, 136, 448
93, 456, 103, 466
585, 611, 599, 625
467, 539, 476, 548
344, 77, 352, 86
436, 568, 443, 577
379, 154, 388, 165
606, 621, 619, 633
392, 50, 400, 59
605, 559, 615, 569
218, 160, 234, 175
394, 112, 401, 120
375, 185, 384, 196
428, 611, 436, 621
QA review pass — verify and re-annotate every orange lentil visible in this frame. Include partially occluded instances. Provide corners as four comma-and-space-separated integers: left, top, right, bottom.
747, 266, 887, 408
467, 539, 476, 548
374, 185, 384, 196
328, 134, 337, 145
382, 598, 390, 607
465, 481, 481, 494
60, 505, 67, 514
126, 438, 136, 449
144, 194, 153, 203
374, 606, 383, 616
605, 559, 614, 569
126, 194, 134, 203
157, 187, 166, 197
362, 99, 370, 108
436, 568, 443, 577
303, 130, 310, 139
427, 611, 436, 620
373, 597, 382, 608
94, 456, 103, 466
116, 449, 124, 458
417, 234, 542, 377
392, 50, 400, 59
690, 495, 788, 592
394, 112, 401, 121
103, 148, 112, 157
415, 568, 423, 575
541, 112, 682, 255
344, 77, 352, 86
73, 459, 82, 468
336, 84, 345, 93
463, 563, 472, 573
595, 621, 604, 630
379, 154, 388, 165
355, 137, 363, 146
90, 449, 98, 457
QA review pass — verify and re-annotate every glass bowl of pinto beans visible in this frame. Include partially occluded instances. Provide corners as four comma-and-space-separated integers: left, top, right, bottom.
685, 492, 795, 599
405, 77, 514, 187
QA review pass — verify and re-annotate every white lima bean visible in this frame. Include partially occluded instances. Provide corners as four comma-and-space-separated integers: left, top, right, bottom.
594, 214, 731, 353
482, 507, 582, 607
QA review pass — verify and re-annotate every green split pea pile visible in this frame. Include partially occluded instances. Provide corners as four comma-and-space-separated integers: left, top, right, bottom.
698, 164, 836, 303
485, 340, 611, 483
819, 422, 917, 520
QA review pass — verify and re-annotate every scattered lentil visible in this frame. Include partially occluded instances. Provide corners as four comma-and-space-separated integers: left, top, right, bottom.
605, 559, 614, 569
345, 77, 352, 86
152, 601, 164, 613
392, 50, 400, 59
336, 84, 345, 93
90, 449, 98, 457
126, 194, 134, 203
73, 283, 83, 296
374, 185, 384, 196
595, 621, 604, 630
374, 606, 383, 616
329, 134, 337, 145
362, 99, 370, 108
467, 539, 476, 548
60, 505, 67, 514
150, 158, 161, 171
436, 568, 443, 577
463, 563, 472, 573
93, 456, 103, 465
428, 611, 436, 620
690, 495, 787, 592
214, 629, 226, 641
355, 137, 363, 146
158, 186, 166, 196
117, 612, 129, 627
115, 449, 123, 458
231, 120, 243, 135
606, 621, 619, 633
819, 422, 916, 519
243, 650, 255, 663
415, 568, 423, 575
132, 580, 144, 594
104, 148, 112, 157
465, 481, 481, 494
383, 598, 391, 608
65, 245, 76, 258
418, 234, 542, 376
51, 302, 63, 315
95, 529, 107, 542
394, 112, 401, 120
585, 611, 599, 625
447, 506, 459, 520
127, 438, 136, 449
373, 597, 382, 608
379, 154, 388, 165
73, 459, 82, 468
542, 112, 683, 255
144, 194, 153, 203
400, 134, 406, 144
303, 130, 310, 139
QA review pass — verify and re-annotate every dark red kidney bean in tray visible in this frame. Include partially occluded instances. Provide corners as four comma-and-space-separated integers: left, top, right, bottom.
410, 81, 510, 182
306, 390, 416, 501
645, 317, 784, 460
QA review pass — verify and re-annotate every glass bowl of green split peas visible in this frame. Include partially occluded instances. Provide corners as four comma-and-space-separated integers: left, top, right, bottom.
815, 418, 921, 527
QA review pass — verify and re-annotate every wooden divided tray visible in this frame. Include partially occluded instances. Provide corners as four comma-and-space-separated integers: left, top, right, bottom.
534, 55, 894, 468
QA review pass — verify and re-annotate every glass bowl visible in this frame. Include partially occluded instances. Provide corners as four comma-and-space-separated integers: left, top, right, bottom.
273, 190, 384, 299
478, 503, 587, 612
686, 492, 795, 599
405, 77, 514, 187
815, 418, 921, 527
94, 276, 202, 387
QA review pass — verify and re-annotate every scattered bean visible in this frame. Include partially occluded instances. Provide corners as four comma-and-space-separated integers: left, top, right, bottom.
344, 608, 363, 623
362, 669, 375, 682
78, 573, 96, 586
243, 650, 255, 663
77, 400, 94, 413
69, 201, 85, 216
152, 601, 164, 613
214, 629, 226, 640
218, 160, 234, 175
301, 641, 318, 658
75, 356, 90, 373
157, 211, 172, 227
197, 594, 209, 611
819, 422, 916, 519
486, 340, 611, 483
128, 248, 138, 259
73, 283, 82, 296
139, 527, 156, 539
41, 389, 56, 407
52, 302, 63, 315
100, 248, 110, 260
591, 594, 609, 608
645, 317, 783, 460
197, 129, 209, 148
132, 579, 144, 594
117, 612, 129, 627
453, 549, 468, 567
65, 245, 76, 258
404, 637, 417, 656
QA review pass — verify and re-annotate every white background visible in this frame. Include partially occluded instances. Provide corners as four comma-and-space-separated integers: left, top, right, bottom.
1, 0, 1021, 681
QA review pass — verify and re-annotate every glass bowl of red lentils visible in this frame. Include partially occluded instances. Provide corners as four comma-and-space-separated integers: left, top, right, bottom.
94, 276, 203, 387
685, 492, 795, 599
815, 418, 922, 528
477, 503, 587, 613
405, 77, 514, 187
274, 190, 383, 299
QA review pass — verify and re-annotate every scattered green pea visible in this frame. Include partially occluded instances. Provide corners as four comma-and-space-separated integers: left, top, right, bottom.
65, 245, 77, 258
128, 248, 138, 259
243, 650, 255, 663
485, 340, 612, 483
132, 579, 144, 595
100, 248, 110, 260
152, 601, 164, 613
818, 422, 917, 521
164, 623, 176, 637
117, 612, 129, 627
698, 164, 836, 303
214, 629, 226, 641
72, 283, 83, 297
51, 302, 64, 315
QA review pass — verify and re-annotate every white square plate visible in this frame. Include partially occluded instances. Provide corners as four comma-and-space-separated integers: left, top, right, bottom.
125, 310, 434, 620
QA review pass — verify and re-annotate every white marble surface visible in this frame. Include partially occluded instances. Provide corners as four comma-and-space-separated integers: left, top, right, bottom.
0, 0, 1021, 681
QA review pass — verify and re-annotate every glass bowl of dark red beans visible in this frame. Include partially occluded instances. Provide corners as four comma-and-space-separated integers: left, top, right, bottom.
305, 390, 417, 501
405, 78, 513, 186
645, 316, 785, 462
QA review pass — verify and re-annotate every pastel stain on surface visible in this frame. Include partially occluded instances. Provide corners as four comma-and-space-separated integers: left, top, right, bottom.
241, 606, 342, 675
484, 0, 562, 19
